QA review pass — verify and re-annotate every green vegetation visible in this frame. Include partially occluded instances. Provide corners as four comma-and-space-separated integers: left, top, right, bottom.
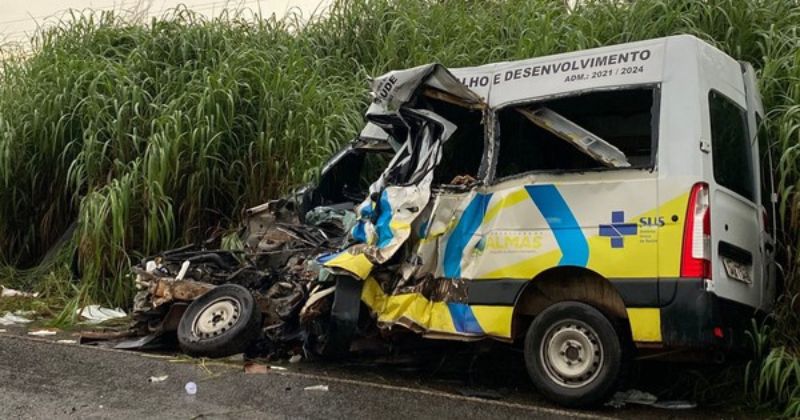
1, 0, 799, 415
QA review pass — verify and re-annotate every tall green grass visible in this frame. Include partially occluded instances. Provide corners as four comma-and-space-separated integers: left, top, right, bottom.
1, 0, 800, 413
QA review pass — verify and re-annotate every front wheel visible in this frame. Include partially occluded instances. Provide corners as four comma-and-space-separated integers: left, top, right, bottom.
524, 301, 625, 408
177, 284, 262, 358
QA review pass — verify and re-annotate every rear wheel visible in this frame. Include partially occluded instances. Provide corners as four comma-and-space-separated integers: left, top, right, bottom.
524, 301, 625, 408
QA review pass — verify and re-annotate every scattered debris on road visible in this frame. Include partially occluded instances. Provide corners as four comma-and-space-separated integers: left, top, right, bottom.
0, 312, 32, 326
76, 305, 127, 324
304, 384, 329, 392
148, 375, 169, 383
606, 389, 696, 410
28, 329, 58, 337
244, 362, 289, 374
185, 381, 197, 395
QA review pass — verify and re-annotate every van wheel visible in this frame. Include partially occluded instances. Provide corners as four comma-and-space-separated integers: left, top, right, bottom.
524, 301, 623, 408
177, 284, 262, 358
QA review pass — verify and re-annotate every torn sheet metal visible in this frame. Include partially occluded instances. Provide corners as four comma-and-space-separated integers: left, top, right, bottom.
517, 107, 630, 167
326, 65, 479, 277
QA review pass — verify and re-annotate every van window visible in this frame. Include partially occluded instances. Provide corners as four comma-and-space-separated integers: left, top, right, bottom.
709, 91, 755, 201
425, 96, 485, 185
495, 88, 656, 179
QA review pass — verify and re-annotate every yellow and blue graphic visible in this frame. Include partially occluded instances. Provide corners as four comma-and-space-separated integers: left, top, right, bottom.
333, 178, 688, 345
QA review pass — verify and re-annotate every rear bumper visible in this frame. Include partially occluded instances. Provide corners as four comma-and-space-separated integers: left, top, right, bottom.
659, 278, 758, 353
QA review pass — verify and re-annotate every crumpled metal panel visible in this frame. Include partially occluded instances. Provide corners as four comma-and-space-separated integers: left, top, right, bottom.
518, 107, 631, 168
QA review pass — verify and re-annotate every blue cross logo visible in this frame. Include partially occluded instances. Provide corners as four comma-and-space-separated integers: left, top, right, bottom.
599, 211, 638, 248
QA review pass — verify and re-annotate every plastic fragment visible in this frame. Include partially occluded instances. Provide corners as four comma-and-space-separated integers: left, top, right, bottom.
28, 329, 58, 336
0, 285, 38, 298
56, 339, 77, 344
175, 261, 191, 281
245, 363, 289, 374
185, 381, 197, 395
148, 375, 168, 383
244, 363, 269, 374
289, 354, 302, 364
76, 305, 127, 324
304, 385, 329, 392
0, 312, 32, 326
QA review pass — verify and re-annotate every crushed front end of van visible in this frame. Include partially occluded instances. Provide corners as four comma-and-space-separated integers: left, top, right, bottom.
128, 63, 488, 358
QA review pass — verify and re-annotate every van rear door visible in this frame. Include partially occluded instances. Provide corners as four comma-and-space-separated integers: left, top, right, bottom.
705, 76, 762, 310
742, 64, 778, 311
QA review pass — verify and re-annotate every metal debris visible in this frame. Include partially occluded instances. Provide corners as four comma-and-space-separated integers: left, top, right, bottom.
517, 107, 630, 167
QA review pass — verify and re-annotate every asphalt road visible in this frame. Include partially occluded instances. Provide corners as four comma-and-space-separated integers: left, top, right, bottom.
0, 334, 610, 419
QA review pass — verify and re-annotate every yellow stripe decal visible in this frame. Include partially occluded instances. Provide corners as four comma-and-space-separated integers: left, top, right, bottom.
482, 189, 529, 224
324, 252, 374, 280
626, 308, 662, 342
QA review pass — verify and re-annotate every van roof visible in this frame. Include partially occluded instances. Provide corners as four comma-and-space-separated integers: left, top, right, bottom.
437, 35, 734, 108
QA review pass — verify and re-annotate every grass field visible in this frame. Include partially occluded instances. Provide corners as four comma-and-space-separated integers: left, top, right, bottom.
1, 0, 799, 415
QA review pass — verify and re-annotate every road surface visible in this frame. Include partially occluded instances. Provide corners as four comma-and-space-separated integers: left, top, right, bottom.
0, 330, 746, 419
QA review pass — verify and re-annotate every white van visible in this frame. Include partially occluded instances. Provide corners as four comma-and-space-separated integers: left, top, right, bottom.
319, 34, 778, 406
139, 35, 777, 409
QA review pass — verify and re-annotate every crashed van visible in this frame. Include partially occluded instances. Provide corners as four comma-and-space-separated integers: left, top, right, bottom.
130, 35, 777, 407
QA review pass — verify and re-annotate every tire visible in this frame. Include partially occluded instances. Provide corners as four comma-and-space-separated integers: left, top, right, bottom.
177, 284, 262, 358
304, 275, 362, 359
524, 301, 625, 408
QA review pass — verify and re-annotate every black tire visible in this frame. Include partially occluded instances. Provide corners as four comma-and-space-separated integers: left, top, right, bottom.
177, 284, 262, 358
524, 301, 625, 408
304, 276, 362, 359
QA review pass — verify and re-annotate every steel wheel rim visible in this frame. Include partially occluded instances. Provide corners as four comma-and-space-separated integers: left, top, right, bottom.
539, 320, 604, 388
192, 297, 241, 339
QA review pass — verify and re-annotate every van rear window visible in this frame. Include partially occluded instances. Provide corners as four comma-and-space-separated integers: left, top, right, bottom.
709, 91, 755, 201
495, 87, 656, 179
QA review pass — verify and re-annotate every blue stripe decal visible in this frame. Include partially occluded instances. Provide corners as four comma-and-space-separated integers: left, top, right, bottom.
375, 191, 394, 249
351, 222, 368, 243
524, 185, 588, 267
443, 193, 493, 278
447, 303, 483, 334
351, 201, 374, 244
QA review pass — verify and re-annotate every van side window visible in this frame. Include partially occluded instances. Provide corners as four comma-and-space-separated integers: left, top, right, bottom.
495, 88, 656, 178
709, 90, 755, 201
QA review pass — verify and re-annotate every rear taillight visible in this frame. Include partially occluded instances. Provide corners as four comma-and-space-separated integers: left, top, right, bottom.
681, 182, 711, 278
